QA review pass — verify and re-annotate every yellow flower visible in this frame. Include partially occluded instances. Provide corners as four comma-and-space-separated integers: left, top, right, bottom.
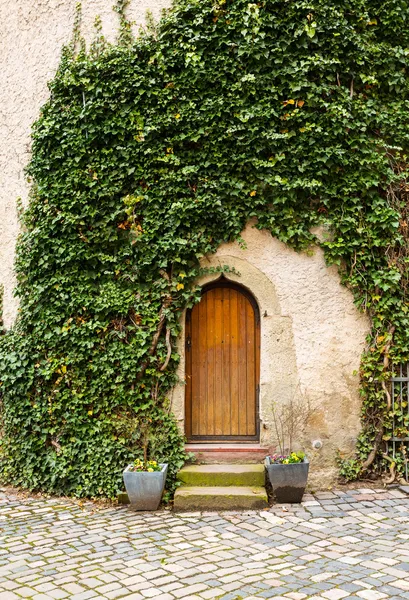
147, 468, 154, 472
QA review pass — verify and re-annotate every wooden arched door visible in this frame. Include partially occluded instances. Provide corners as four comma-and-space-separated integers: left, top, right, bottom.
185, 280, 260, 442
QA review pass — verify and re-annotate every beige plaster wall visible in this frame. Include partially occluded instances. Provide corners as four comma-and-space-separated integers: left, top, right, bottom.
0, 0, 171, 328
2, 1, 370, 485
171, 223, 371, 486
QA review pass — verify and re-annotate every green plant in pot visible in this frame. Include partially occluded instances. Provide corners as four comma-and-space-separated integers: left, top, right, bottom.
123, 459, 168, 511
266, 390, 313, 503
122, 414, 168, 511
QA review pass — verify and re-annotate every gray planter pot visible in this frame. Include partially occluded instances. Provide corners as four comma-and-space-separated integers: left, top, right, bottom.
123, 464, 168, 511
265, 456, 309, 503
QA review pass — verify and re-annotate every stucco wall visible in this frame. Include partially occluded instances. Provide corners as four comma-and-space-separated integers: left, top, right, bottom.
171, 223, 371, 485
0, 0, 171, 328
2, 1, 371, 484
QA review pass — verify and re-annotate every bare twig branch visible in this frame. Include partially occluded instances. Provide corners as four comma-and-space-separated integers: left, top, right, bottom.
383, 325, 396, 411
136, 271, 172, 382
362, 325, 395, 471
271, 383, 316, 455
382, 452, 396, 484
361, 427, 384, 471
159, 327, 172, 372
51, 439, 61, 453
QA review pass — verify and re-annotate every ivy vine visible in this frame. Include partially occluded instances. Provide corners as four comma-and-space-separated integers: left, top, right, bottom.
1, 0, 409, 497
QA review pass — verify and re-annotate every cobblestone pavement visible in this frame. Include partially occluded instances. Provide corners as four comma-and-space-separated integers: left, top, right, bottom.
1, 487, 409, 600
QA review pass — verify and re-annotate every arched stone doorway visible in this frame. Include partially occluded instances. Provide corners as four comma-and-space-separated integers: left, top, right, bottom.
170, 222, 369, 484
185, 279, 260, 442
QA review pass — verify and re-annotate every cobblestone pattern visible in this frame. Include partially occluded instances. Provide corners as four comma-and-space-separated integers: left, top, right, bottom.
1, 487, 409, 600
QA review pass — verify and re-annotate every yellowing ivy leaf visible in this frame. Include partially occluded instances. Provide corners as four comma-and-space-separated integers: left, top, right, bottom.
305, 22, 317, 38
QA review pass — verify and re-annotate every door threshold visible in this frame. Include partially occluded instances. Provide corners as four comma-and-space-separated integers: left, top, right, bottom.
185, 443, 268, 452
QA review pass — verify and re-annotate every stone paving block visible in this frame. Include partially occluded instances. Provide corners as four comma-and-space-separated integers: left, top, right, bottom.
70, 592, 100, 600
95, 582, 123, 594
159, 582, 184, 593
390, 579, 409, 592
61, 583, 86, 594
140, 589, 163, 598
356, 591, 388, 599
14, 587, 38, 598
220, 581, 246, 592
199, 588, 225, 599
173, 584, 209, 598
47, 591, 70, 599
321, 590, 349, 599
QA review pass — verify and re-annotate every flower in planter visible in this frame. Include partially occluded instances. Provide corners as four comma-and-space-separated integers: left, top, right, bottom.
269, 451, 305, 464
128, 459, 162, 472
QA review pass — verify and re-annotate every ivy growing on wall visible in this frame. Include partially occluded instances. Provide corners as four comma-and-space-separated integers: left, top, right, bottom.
1, 0, 409, 497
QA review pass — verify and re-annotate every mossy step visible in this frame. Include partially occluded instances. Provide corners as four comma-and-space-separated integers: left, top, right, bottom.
174, 485, 268, 511
177, 464, 265, 487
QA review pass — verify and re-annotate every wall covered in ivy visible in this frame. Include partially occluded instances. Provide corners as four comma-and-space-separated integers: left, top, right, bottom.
0, 0, 170, 329
1, 0, 409, 497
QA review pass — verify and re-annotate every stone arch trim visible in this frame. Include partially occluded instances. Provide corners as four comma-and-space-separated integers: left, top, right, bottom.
200, 275, 261, 321
170, 254, 299, 446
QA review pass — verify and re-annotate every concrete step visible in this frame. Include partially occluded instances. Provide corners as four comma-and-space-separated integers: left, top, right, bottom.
177, 464, 265, 487
174, 486, 268, 511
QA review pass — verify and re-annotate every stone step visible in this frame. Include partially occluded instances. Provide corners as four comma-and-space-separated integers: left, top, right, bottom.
174, 485, 268, 511
177, 464, 265, 487
185, 444, 269, 464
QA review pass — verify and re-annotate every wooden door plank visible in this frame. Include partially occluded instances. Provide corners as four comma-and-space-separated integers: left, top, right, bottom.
205, 290, 215, 435
246, 301, 256, 435
185, 312, 192, 439
214, 287, 223, 435
237, 293, 248, 435
255, 304, 261, 437
198, 293, 208, 436
191, 297, 201, 436
222, 287, 231, 435
230, 289, 239, 435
